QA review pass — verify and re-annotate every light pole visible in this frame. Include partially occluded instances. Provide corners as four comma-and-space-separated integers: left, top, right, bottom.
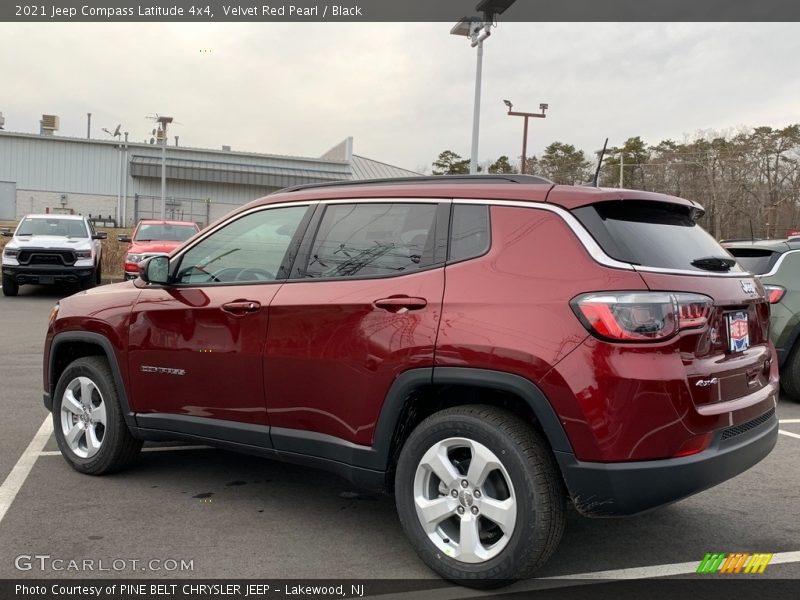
451, 0, 517, 175
504, 100, 548, 174
156, 116, 173, 219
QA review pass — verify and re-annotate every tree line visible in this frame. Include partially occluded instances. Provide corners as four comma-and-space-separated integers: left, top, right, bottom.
430, 124, 800, 240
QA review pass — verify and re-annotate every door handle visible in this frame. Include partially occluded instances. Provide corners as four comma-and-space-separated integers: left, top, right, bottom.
221, 300, 262, 316
374, 296, 428, 312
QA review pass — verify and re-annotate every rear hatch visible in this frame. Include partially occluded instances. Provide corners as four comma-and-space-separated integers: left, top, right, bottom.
572, 199, 776, 427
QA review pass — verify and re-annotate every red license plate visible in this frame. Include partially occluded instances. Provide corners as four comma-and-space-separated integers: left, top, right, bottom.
727, 311, 750, 352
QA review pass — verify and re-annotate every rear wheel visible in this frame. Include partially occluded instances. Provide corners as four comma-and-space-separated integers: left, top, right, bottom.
780, 342, 800, 402
52, 356, 142, 474
395, 405, 565, 588
2, 274, 18, 296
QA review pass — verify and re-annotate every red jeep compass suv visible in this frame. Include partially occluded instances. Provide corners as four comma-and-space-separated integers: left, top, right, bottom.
42, 176, 778, 585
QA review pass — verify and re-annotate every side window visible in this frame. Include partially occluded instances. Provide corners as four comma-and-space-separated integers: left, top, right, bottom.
301, 202, 438, 279
87, 220, 97, 237
175, 205, 308, 284
449, 204, 490, 262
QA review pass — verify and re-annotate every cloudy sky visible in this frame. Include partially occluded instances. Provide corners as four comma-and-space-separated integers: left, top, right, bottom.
1, 22, 798, 171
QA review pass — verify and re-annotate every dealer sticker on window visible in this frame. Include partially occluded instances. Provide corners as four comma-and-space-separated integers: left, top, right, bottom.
727, 311, 750, 352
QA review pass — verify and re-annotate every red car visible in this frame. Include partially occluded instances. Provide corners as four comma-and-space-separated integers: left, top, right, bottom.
43, 176, 778, 586
119, 219, 200, 280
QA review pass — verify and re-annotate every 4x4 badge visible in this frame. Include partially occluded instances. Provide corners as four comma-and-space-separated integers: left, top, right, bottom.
741, 281, 756, 295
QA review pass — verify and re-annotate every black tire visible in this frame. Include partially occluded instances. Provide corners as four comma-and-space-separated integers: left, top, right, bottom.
780, 343, 800, 402
52, 356, 142, 474
95, 262, 102, 285
395, 405, 565, 588
80, 272, 96, 290
2, 274, 19, 297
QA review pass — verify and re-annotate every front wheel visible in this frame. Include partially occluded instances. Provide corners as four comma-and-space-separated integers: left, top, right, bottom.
395, 405, 565, 588
52, 356, 142, 474
2, 274, 19, 296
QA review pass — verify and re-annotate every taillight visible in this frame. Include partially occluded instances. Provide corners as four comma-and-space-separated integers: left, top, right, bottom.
762, 284, 785, 304
572, 292, 713, 342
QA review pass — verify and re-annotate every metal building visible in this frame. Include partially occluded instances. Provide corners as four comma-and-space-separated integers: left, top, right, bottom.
0, 120, 419, 226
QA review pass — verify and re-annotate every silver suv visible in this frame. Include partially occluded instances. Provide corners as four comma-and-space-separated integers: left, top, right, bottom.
1, 214, 106, 296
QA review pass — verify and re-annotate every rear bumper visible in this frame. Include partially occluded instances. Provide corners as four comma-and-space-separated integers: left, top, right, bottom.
3, 264, 95, 285
556, 406, 778, 516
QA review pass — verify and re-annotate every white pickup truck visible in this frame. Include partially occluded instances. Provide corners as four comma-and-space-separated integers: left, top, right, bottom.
1, 214, 106, 296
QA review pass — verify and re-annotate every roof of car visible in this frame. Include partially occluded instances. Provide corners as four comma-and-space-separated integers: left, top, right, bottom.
23, 213, 85, 221
722, 238, 800, 253
239, 176, 702, 213
136, 220, 199, 227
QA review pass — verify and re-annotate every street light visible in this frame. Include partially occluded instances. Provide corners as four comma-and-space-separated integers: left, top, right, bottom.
505, 100, 548, 174
156, 116, 173, 219
451, 0, 517, 175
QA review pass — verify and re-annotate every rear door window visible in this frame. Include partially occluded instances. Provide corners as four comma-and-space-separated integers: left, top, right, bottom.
573, 200, 743, 273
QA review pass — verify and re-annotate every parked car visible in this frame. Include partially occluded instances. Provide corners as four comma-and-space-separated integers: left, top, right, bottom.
723, 238, 800, 401
43, 176, 778, 586
119, 219, 200, 280
2, 214, 105, 296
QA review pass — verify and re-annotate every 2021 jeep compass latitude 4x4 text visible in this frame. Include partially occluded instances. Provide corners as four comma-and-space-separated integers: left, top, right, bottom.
42, 176, 778, 587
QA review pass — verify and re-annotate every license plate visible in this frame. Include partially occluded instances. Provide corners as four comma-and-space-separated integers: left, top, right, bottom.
727, 311, 750, 352
38, 276, 54, 284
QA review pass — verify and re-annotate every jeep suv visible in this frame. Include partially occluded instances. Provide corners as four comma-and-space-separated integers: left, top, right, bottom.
42, 176, 778, 586
2, 214, 105, 296
723, 238, 800, 401
118, 219, 200, 281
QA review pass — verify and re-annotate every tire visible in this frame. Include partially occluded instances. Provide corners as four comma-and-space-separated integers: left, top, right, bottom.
780, 342, 800, 402
2, 274, 19, 297
395, 405, 565, 588
95, 262, 102, 285
80, 272, 96, 290
52, 356, 142, 474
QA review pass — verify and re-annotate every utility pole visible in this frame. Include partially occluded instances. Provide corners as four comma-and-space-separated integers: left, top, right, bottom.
619, 153, 624, 188
504, 101, 548, 174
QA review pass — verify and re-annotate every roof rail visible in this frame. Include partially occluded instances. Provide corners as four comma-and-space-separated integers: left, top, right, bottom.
277, 174, 554, 194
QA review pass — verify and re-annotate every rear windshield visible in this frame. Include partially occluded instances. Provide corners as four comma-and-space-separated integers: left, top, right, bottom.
725, 248, 779, 275
16, 218, 87, 238
573, 200, 742, 273
134, 223, 197, 242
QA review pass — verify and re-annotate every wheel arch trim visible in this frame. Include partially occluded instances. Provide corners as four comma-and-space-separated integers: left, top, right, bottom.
372, 367, 575, 471
49, 331, 137, 430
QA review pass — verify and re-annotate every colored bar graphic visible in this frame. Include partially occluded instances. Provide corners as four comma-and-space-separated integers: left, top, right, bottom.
697, 552, 773, 574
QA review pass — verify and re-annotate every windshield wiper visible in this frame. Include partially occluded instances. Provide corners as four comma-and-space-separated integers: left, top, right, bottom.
691, 256, 736, 272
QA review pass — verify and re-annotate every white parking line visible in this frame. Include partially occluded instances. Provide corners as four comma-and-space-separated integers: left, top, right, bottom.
0, 416, 53, 527
38, 444, 212, 457
377, 551, 800, 600
779, 430, 800, 440
779, 419, 800, 424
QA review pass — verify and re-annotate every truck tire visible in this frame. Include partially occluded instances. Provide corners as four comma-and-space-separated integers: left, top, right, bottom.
395, 405, 565, 588
2, 274, 18, 297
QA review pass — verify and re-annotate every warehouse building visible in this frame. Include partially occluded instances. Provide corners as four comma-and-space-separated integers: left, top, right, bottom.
0, 115, 419, 227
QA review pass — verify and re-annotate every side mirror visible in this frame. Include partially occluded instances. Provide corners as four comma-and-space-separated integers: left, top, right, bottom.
117, 234, 131, 243
1, 230, 13, 237
92, 232, 108, 240
139, 255, 170, 285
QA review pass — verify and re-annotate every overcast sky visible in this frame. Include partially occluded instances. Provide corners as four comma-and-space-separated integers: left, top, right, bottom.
1, 22, 798, 171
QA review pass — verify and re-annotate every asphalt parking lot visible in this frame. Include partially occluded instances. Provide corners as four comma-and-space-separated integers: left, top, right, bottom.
1, 284, 799, 590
